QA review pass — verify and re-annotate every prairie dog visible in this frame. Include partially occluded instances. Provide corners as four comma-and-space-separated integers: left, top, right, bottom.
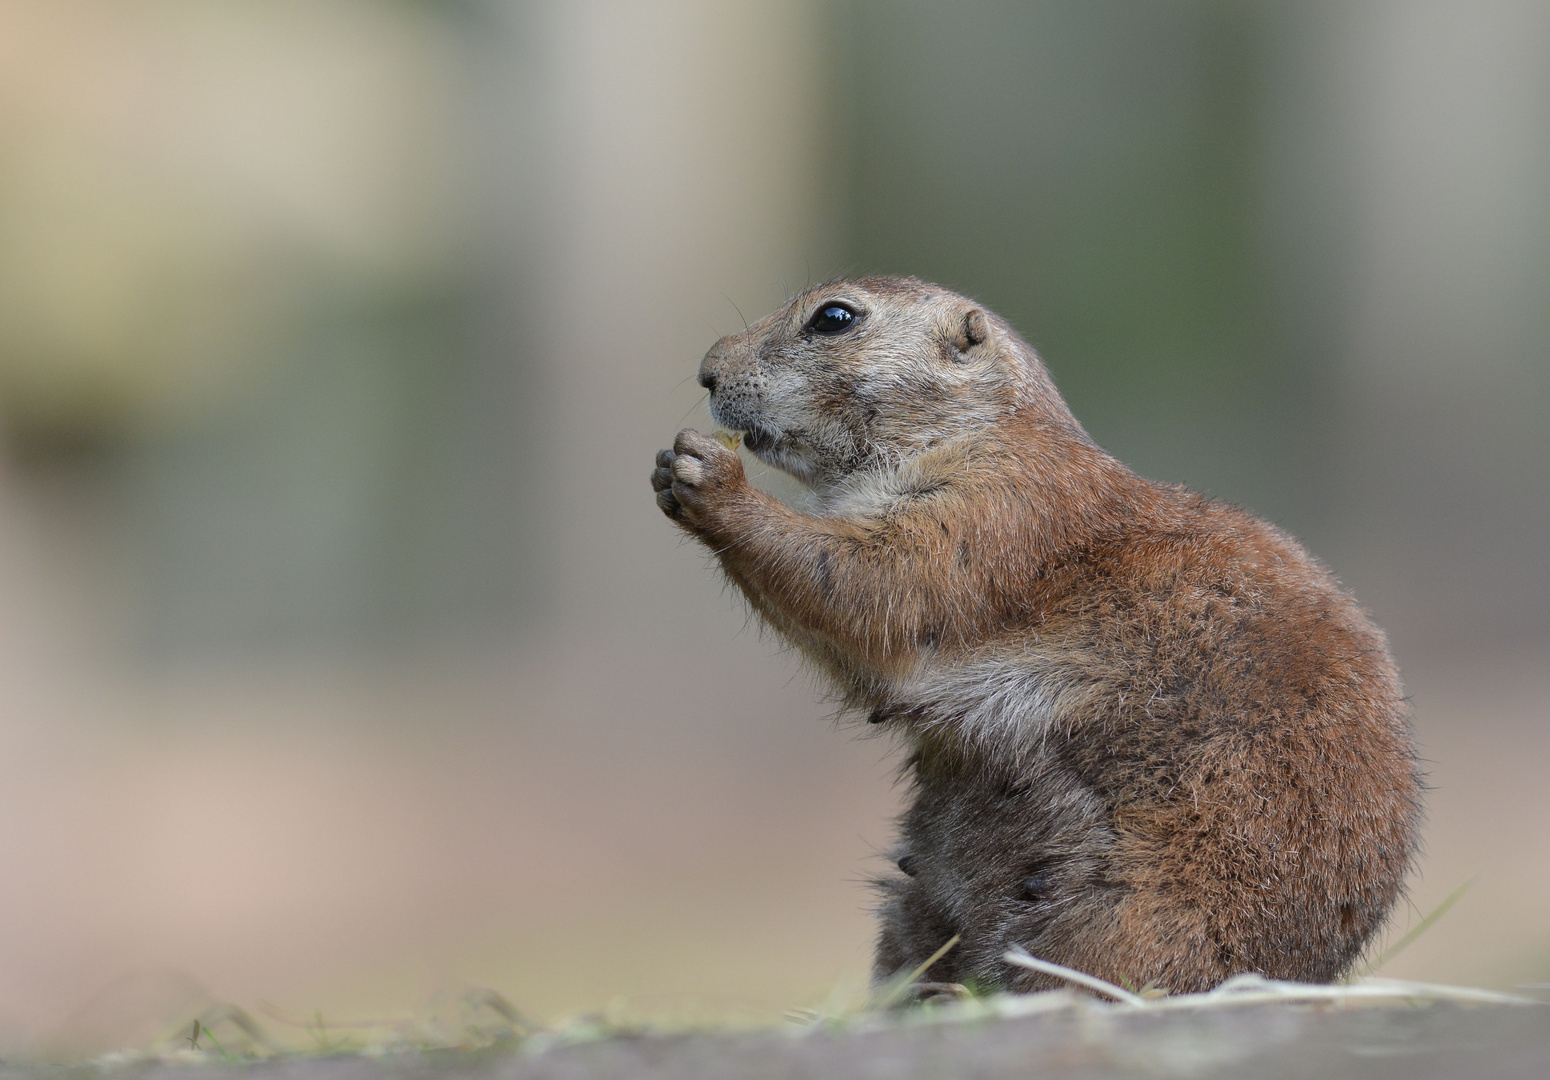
650, 277, 1421, 994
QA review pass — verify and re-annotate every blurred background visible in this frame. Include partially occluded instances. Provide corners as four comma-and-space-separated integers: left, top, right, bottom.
0, 0, 1546, 1056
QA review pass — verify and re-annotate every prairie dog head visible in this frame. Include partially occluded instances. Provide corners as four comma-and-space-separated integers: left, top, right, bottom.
698, 277, 1052, 490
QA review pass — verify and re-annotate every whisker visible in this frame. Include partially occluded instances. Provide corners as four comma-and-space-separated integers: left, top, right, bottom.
675, 393, 710, 427
723, 294, 749, 332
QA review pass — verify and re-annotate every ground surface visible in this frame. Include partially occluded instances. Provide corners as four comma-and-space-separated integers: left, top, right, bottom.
7, 1001, 1547, 1080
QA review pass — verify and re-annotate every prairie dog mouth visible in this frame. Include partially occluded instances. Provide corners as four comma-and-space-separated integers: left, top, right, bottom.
741, 424, 780, 455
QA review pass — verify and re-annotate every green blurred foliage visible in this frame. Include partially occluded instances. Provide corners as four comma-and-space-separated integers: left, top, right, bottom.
833, 1, 1324, 528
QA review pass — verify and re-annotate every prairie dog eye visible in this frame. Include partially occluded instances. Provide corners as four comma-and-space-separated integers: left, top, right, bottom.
806, 302, 858, 334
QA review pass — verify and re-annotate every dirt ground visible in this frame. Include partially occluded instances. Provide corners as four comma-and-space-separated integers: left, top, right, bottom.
5, 1002, 1547, 1080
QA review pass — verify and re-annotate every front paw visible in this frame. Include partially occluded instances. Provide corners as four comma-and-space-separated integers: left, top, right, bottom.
650, 428, 746, 528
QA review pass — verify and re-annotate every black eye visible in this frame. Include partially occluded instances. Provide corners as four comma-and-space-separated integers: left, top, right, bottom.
807, 303, 858, 334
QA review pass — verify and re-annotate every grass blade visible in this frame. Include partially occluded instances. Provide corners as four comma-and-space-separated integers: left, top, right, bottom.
874, 934, 961, 1009
1363, 877, 1474, 975
1003, 949, 1146, 1006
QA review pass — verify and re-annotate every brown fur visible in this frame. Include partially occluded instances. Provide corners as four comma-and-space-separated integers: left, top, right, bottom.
650, 276, 1421, 994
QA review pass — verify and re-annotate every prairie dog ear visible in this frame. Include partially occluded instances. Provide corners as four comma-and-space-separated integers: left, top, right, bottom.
945, 307, 992, 359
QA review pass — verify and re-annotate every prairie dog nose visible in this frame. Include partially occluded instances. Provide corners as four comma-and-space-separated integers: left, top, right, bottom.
699, 335, 736, 393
